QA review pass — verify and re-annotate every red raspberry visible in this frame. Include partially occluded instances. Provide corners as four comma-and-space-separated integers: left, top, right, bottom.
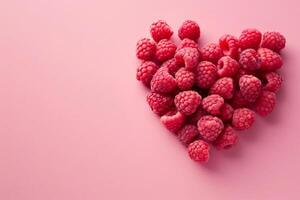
202, 94, 225, 115
177, 124, 199, 146
232, 108, 255, 130
220, 103, 234, 121
214, 125, 238, 150
239, 28, 262, 50
161, 110, 185, 132
150, 20, 173, 42
219, 34, 239, 58
146, 92, 173, 115
177, 38, 199, 52
155, 39, 177, 62
217, 56, 239, 78
150, 67, 177, 94
175, 47, 200, 70
136, 61, 159, 85
200, 43, 223, 64
195, 61, 218, 89
239, 75, 262, 103
209, 77, 234, 99
257, 48, 283, 71
263, 72, 283, 93
136, 38, 156, 60
174, 91, 202, 116
239, 49, 260, 71
161, 58, 181, 75
188, 140, 210, 162
261, 32, 286, 52
188, 107, 207, 125
197, 115, 224, 141
231, 90, 251, 109
178, 20, 200, 41
253, 91, 276, 116
175, 68, 195, 90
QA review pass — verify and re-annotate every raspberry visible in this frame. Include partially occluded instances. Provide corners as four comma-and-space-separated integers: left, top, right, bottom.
178, 20, 200, 41
161, 110, 185, 132
175, 47, 200, 70
197, 115, 224, 141
175, 68, 195, 90
257, 48, 283, 71
214, 125, 238, 150
161, 58, 181, 75
217, 56, 239, 78
253, 91, 276, 116
188, 140, 210, 162
200, 43, 223, 64
150, 20, 173, 42
231, 90, 251, 109
219, 34, 239, 58
177, 38, 199, 52
232, 108, 255, 130
155, 39, 177, 62
136, 61, 159, 85
150, 67, 177, 94
202, 94, 225, 115
239, 28, 262, 50
188, 107, 207, 125
177, 124, 199, 146
239, 75, 262, 103
219, 103, 234, 121
239, 49, 260, 71
263, 72, 283, 93
209, 77, 234, 99
195, 61, 218, 89
174, 90, 202, 116
146, 92, 173, 115
136, 38, 156, 60
261, 32, 286, 52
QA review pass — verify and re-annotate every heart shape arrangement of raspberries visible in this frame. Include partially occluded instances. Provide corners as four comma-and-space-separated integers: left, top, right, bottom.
135, 20, 285, 163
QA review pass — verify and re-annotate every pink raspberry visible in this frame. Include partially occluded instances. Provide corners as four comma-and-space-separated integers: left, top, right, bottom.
253, 91, 276, 116
257, 48, 283, 71
161, 110, 185, 132
175, 68, 195, 90
261, 32, 286, 52
150, 67, 177, 94
178, 20, 200, 41
239, 49, 260, 71
177, 124, 199, 146
161, 58, 181, 75
174, 91, 202, 116
202, 94, 225, 115
146, 92, 173, 115
177, 38, 199, 52
209, 77, 234, 99
136, 61, 159, 85
217, 56, 239, 78
263, 72, 283, 93
136, 38, 156, 61
188, 107, 207, 125
239, 75, 262, 103
219, 103, 234, 121
155, 39, 177, 62
188, 140, 210, 162
150, 20, 173, 42
195, 61, 218, 89
239, 28, 262, 50
232, 108, 255, 130
197, 115, 224, 141
200, 43, 223, 64
231, 90, 251, 109
214, 125, 238, 150
219, 34, 239, 58
175, 47, 200, 70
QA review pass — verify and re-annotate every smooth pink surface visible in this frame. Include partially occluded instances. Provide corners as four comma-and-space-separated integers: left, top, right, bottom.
0, 0, 299, 199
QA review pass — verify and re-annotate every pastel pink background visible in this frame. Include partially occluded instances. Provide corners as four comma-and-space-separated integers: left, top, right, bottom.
0, 0, 299, 199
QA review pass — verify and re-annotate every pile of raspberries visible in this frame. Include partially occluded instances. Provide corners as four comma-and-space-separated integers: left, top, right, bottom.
135, 20, 285, 162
